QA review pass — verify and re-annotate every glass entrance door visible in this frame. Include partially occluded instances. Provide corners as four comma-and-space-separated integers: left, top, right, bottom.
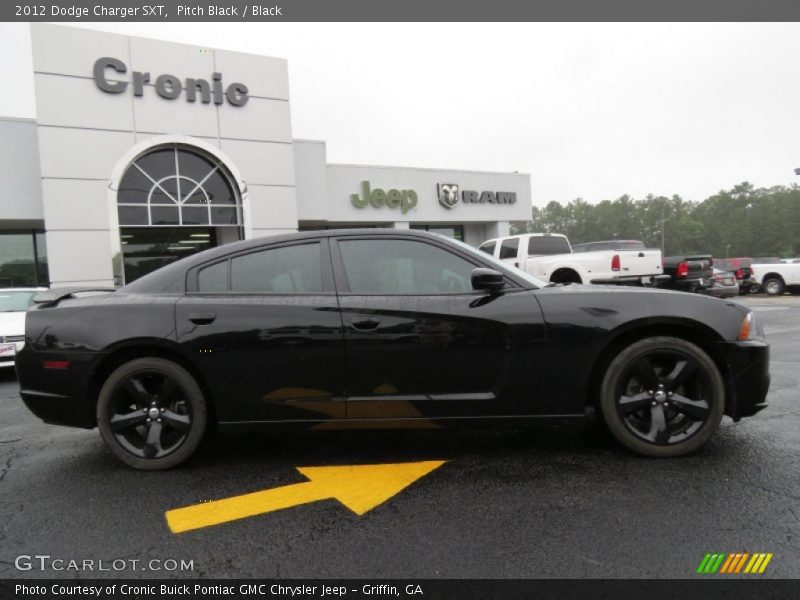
120, 228, 218, 283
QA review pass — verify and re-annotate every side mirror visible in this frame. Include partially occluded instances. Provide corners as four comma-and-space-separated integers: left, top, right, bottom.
471, 268, 505, 292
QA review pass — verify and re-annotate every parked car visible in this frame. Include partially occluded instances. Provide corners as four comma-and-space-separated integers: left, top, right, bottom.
750, 260, 800, 296
714, 258, 758, 295
0, 288, 47, 368
17, 230, 769, 469
700, 268, 739, 299
661, 255, 714, 293
478, 233, 664, 285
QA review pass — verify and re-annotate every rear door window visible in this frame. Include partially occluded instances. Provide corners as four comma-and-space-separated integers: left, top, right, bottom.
196, 242, 324, 293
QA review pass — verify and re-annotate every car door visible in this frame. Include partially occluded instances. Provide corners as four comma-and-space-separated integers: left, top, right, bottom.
331, 234, 547, 420
176, 238, 347, 423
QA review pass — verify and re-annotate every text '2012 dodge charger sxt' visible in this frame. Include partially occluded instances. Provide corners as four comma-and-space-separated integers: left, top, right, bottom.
16, 230, 769, 469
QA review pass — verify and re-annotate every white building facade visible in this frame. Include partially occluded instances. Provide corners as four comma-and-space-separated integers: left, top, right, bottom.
0, 24, 531, 288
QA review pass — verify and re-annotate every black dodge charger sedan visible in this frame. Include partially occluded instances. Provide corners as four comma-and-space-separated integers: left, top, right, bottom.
17, 230, 769, 469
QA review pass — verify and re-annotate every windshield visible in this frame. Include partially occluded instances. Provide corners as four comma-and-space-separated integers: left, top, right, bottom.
448, 238, 549, 288
0, 291, 36, 312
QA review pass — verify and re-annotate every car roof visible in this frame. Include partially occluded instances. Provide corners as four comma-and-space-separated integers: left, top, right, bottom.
122, 228, 462, 294
481, 232, 567, 244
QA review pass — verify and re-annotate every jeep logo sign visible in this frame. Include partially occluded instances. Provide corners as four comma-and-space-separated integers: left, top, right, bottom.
437, 183, 517, 209
93, 57, 249, 107
351, 181, 418, 214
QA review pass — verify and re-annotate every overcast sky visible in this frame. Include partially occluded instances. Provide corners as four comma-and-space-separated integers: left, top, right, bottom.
2, 22, 800, 206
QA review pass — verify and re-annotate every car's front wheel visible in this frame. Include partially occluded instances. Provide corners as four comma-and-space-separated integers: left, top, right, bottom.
600, 337, 725, 457
97, 357, 207, 470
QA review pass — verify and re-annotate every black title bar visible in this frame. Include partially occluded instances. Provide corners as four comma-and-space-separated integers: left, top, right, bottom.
4, 0, 800, 22
2, 580, 800, 600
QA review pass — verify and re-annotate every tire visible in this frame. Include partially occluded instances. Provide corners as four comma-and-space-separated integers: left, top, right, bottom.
600, 336, 725, 457
763, 277, 785, 296
97, 357, 207, 470
551, 269, 582, 285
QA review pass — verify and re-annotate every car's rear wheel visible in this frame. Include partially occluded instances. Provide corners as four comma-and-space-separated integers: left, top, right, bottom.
763, 277, 785, 296
600, 337, 724, 457
97, 357, 207, 470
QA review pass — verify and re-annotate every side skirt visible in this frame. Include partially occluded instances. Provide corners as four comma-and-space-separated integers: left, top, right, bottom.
217, 414, 588, 434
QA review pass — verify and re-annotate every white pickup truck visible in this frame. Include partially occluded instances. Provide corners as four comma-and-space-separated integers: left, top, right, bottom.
478, 233, 665, 285
750, 260, 800, 295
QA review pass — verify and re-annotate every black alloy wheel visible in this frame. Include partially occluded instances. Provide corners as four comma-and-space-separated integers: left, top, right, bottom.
600, 337, 724, 457
97, 358, 207, 470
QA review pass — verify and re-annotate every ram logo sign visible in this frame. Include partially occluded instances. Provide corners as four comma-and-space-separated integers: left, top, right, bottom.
438, 184, 460, 209
436, 184, 517, 209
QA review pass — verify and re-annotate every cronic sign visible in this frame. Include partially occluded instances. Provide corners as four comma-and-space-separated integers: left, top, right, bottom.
92, 57, 249, 107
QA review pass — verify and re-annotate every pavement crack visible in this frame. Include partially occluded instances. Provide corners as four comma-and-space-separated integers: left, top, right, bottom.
0, 455, 13, 482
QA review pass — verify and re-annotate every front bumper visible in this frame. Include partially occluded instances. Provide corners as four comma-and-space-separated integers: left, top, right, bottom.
718, 340, 770, 420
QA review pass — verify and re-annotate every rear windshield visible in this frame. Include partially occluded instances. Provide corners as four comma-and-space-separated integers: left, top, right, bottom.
528, 236, 571, 256
478, 241, 496, 256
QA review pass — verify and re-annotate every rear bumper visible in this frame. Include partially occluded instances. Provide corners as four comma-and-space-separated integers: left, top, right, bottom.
718, 340, 770, 420
20, 389, 95, 428
665, 277, 709, 292
0, 340, 25, 367
701, 285, 739, 299
16, 345, 99, 429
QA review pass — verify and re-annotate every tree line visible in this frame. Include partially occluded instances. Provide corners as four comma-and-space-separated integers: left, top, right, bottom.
510, 182, 800, 258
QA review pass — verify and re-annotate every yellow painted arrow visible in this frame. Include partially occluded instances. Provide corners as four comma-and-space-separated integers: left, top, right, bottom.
165, 460, 446, 534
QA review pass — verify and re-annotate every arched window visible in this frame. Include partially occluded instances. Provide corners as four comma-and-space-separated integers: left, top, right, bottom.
117, 145, 242, 227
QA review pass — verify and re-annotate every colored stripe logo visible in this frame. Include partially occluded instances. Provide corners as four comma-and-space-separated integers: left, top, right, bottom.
696, 552, 773, 574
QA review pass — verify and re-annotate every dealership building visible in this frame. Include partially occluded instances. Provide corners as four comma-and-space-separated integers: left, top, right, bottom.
0, 24, 531, 288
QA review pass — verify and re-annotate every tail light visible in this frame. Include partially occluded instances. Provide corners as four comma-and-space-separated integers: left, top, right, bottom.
676, 261, 689, 277
43, 360, 69, 370
611, 254, 621, 272
735, 269, 744, 279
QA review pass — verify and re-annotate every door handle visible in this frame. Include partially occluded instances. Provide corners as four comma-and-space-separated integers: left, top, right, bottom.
350, 318, 380, 331
188, 312, 217, 325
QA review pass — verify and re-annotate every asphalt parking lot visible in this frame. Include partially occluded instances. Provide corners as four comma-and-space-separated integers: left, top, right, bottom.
0, 295, 798, 579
